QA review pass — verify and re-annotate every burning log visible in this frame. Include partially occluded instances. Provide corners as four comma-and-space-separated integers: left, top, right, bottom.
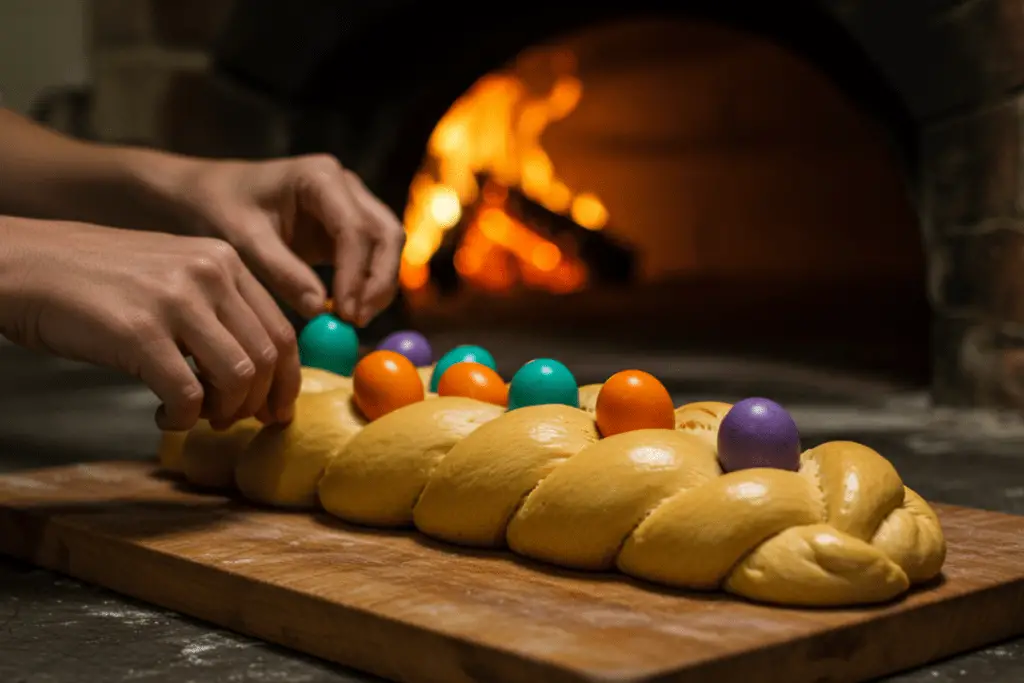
427, 177, 636, 296
502, 184, 636, 285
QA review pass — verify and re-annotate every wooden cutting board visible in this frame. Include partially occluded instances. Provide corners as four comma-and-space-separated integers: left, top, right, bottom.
0, 461, 1022, 683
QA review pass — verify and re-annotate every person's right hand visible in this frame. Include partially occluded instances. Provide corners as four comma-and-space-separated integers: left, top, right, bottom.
0, 217, 302, 432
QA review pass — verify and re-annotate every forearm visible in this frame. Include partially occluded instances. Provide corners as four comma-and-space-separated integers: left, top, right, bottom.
0, 214, 64, 339
0, 108, 199, 232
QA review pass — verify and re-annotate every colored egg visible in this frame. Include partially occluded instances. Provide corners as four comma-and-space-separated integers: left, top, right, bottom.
353, 350, 425, 421
507, 358, 579, 411
377, 330, 433, 367
717, 397, 801, 472
595, 370, 675, 437
437, 362, 508, 406
298, 314, 359, 376
429, 344, 497, 392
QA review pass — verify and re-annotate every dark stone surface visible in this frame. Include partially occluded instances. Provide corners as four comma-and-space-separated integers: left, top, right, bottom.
0, 339, 1022, 682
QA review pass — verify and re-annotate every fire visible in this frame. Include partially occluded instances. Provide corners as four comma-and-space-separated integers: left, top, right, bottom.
400, 48, 608, 294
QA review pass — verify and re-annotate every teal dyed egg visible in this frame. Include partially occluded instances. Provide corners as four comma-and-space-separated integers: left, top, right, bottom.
507, 358, 579, 410
298, 314, 359, 376
429, 344, 497, 392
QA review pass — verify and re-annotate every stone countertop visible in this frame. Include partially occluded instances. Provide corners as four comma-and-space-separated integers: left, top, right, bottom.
0, 341, 1022, 683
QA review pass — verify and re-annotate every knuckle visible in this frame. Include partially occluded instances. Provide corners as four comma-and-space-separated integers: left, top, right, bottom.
184, 239, 240, 286
187, 255, 224, 284
389, 223, 408, 247
116, 311, 162, 345
302, 153, 343, 176
202, 238, 241, 268
163, 269, 197, 306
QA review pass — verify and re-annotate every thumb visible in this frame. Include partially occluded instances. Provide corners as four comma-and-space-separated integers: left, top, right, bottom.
234, 221, 326, 319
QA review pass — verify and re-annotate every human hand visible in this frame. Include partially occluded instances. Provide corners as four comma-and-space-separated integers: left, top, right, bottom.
171, 154, 405, 327
0, 218, 302, 431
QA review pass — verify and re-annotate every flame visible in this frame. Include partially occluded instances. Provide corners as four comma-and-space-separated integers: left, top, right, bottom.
400, 48, 607, 294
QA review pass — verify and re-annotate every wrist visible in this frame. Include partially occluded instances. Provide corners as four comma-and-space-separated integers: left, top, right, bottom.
90, 145, 207, 235
0, 216, 46, 341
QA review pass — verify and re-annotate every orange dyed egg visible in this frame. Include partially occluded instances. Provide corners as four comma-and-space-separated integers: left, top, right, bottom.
353, 350, 425, 421
437, 362, 508, 406
595, 370, 675, 437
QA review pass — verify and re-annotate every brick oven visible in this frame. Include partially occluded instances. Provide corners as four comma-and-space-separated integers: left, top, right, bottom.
80, 0, 1024, 413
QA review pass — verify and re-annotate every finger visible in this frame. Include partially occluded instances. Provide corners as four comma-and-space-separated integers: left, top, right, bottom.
217, 287, 277, 425
237, 269, 302, 424
359, 232, 402, 326
343, 171, 405, 325
333, 222, 371, 326
233, 216, 327, 319
179, 311, 256, 425
297, 167, 370, 324
137, 338, 205, 431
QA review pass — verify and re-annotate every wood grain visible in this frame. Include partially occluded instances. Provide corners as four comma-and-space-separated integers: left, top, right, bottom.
0, 461, 1021, 683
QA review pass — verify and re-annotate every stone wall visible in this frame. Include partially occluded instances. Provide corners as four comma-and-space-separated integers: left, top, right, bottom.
829, 0, 1024, 409
84, 0, 1024, 411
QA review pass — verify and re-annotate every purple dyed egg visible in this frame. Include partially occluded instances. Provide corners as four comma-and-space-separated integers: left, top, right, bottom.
717, 398, 801, 472
377, 330, 433, 367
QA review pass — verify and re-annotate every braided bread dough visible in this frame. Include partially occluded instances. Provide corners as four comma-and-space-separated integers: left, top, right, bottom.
164, 370, 946, 607
165, 367, 353, 487
162, 366, 432, 484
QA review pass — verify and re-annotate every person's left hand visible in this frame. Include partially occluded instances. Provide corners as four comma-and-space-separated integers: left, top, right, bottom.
171, 154, 405, 327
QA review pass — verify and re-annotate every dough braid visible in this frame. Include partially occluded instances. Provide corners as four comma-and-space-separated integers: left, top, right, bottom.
164, 378, 946, 607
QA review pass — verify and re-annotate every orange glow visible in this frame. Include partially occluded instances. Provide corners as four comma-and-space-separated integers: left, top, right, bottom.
399, 261, 430, 290
531, 243, 561, 271
399, 48, 607, 294
571, 193, 609, 230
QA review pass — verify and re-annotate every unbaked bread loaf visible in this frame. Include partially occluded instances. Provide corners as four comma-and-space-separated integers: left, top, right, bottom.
164, 368, 946, 607
235, 388, 366, 508
168, 366, 354, 484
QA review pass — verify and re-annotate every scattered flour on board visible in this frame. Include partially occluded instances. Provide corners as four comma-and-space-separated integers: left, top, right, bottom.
238, 525, 285, 541
177, 632, 252, 666
85, 604, 164, 627
239, 666, 318, 682
71, 463, 126, 483
0, 475, 56, 491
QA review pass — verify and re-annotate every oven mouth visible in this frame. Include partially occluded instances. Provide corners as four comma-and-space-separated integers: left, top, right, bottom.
207, 2, 942, 392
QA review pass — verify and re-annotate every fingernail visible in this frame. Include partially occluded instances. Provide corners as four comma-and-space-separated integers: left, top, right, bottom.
300, 292, 324, 318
